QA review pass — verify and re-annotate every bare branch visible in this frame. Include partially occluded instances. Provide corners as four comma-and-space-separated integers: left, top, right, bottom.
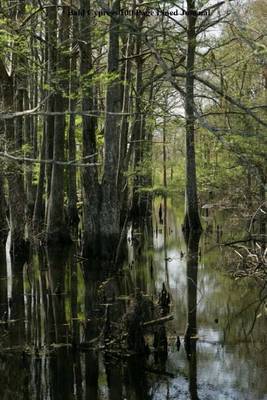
0, 151, 100, 167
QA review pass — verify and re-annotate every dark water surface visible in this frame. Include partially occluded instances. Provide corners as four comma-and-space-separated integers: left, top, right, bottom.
0, 201, 267, 400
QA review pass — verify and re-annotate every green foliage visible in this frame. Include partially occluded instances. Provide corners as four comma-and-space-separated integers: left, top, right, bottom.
80, 70, 120, 91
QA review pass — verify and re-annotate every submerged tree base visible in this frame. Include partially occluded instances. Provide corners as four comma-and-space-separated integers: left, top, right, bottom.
182, 212, 202, 244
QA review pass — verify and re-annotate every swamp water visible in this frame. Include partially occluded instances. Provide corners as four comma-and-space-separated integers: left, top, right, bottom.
0, 201, 267, 400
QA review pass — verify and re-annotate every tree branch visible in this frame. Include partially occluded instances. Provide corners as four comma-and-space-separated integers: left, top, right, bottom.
0, 151, 100, 167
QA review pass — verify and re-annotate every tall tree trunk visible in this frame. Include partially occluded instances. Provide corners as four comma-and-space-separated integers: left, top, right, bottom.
100, 0, 121, 240
67, 107, 79, 226
46, 5, 71, 243
33, 131, 46, 232
24, 91, 35, 219
33, 17, 47, 233
67, 17, 79, 227
163, 104, 167, 191
259, 67, 267, 245
0, 245, 8, 319
184, 0, 202, 232
131, 27, 145, 220
0, 60, 26, 253
0, 172, 8, 245
130, 75, 155, 224
46, 90, 67, 242
259, 168, 266, 244
117, 33, 134, 226
0, 115, 8, 244
79, 0, 100, 254
45, 2, 56, 221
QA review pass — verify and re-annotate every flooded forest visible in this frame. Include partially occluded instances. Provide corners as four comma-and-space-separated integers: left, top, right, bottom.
0, 0, 267, 399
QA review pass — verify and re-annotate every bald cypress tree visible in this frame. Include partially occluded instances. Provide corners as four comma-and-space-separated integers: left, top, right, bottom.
46, 4, 71, 243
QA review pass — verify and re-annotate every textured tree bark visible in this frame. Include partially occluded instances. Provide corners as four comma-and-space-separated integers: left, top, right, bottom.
24, 91, 35, 219
11, 86, 26, 253
44, 2, 56, 218
2, 2, 27, 254
184, 0, 202, 232
33, 129, 46, 232
259, 68, 267, 245
131, 26, 145, 220
117, 33, 134, 226
143, 119, 153, 217
259, 169, 266, 244
0, 173, 8, 245
0, 112, 8, 244
100, 0, 121, 242
46, 91, 68, 242
132, 113, 153, 224
46, 5, 71, 243
0, 59, 26, 253
79, 0, 100, 254
33, 16, 48, 233
45, 97, 55, 212
0, 245, 8, 319
130, 21, 153, 223
67, 42, 79, 227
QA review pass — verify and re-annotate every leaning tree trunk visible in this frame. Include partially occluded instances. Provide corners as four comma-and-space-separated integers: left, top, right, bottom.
100, 0, 121, 244
184, 0, 202, 232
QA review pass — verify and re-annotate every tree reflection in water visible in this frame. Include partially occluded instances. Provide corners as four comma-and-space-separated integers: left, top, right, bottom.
184, 230, 201, 400
46, 246, 74, 400
0, 208, 267, 399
